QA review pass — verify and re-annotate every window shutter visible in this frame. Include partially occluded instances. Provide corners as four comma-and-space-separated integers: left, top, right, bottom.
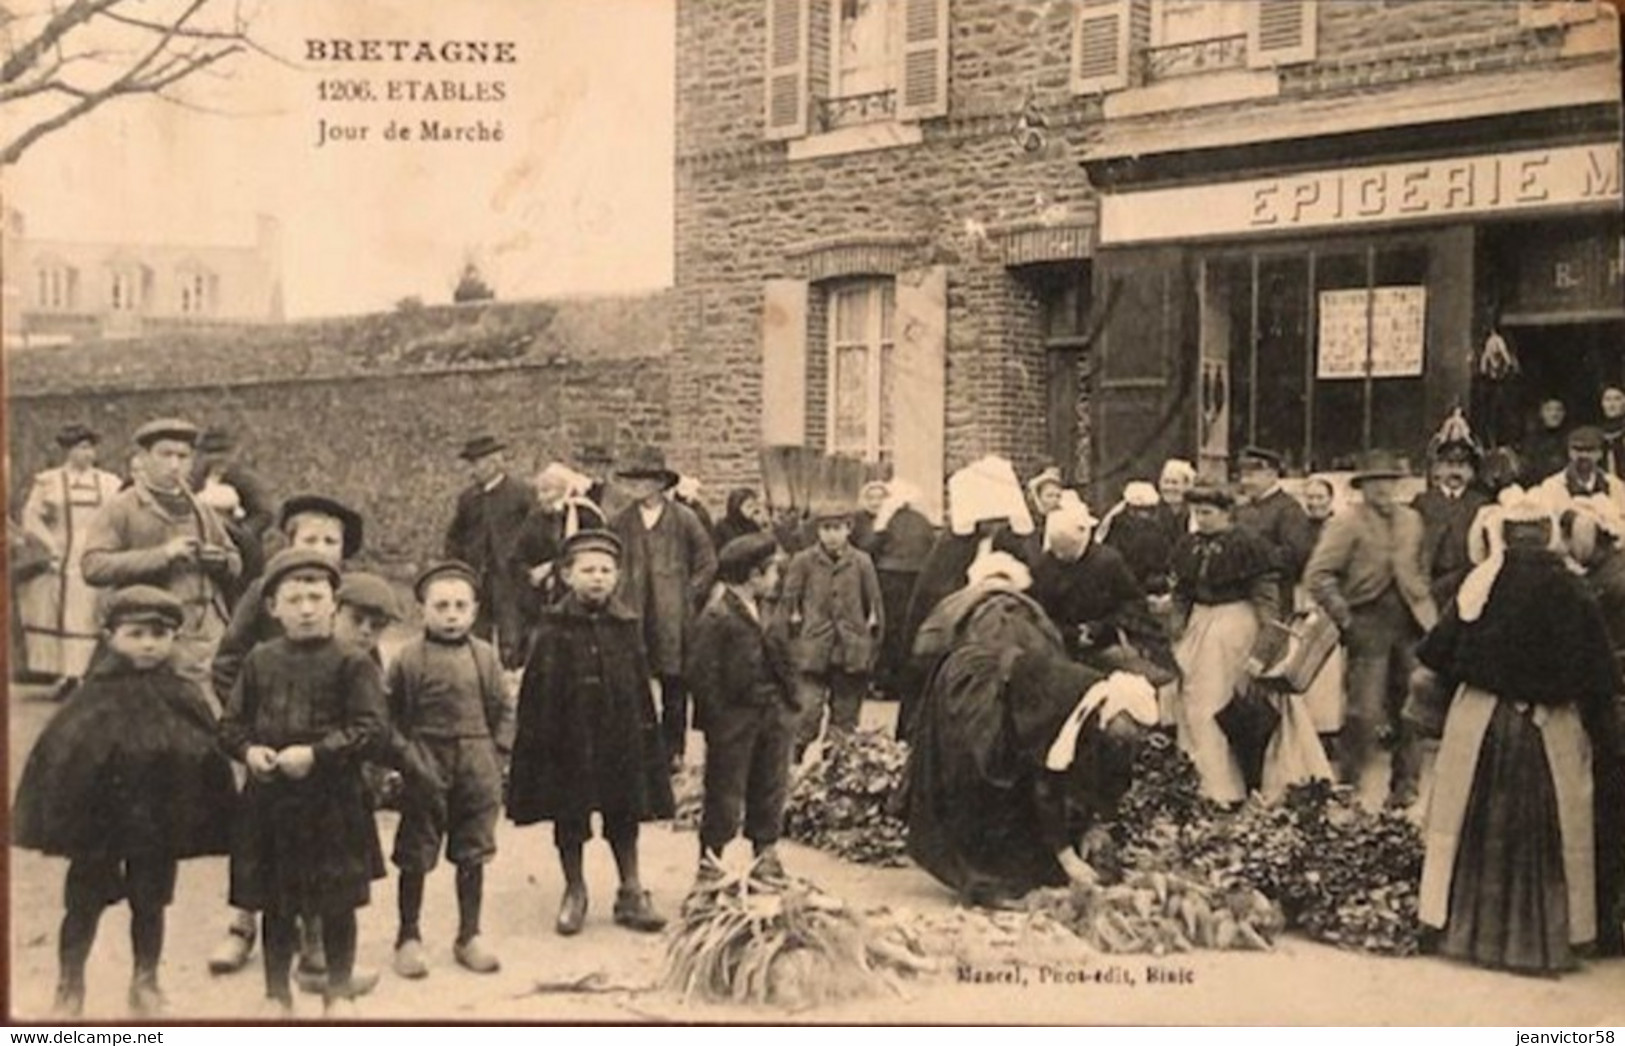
896, 0, 950, 121
763, 0, 810, 141
1072, 0, 1146, 95
1519, 0, 1599, 28
1248, 0, 1317, 68
891, 266, 947, 525
762, 279, 810, 445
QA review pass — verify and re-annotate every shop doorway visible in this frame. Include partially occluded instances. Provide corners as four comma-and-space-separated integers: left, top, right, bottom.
1498, 319, 1625, 434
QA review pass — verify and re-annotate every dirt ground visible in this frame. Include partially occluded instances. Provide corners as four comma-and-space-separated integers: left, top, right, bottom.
8, 684, 1625, 1026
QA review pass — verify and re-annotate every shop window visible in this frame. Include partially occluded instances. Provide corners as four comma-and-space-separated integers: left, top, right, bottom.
1216, 244, 1428, 473
826, 277, 896, 465
763, 0, 947, 142
1073, 0, 1314, 95
34, 261, 77, 310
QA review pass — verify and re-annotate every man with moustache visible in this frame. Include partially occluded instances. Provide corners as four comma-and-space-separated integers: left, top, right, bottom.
1411, 411, 1492, 609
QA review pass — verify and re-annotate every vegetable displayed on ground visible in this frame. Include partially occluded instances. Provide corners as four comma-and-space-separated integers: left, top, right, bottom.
1110, 733, 1426, 956
1025, 872, 1286, 955
782, 729, 910, 867
663, 856, 936, 1009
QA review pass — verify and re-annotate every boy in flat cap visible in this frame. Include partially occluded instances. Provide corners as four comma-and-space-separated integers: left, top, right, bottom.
221, 548, 387, 1019
782, 500, 882, 760
12, 586, 236, 1018
444, 435, 534, 670
385, 561, 511, 979
80, 417, 241, 701
508, 530, 674, 937
207, 493, 365, 979
688, 533, 795, 883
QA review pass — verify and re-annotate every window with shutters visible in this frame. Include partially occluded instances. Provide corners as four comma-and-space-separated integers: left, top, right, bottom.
826, 278, 897, 465
1072, 0, 1315, 97
767, 0, 947, 144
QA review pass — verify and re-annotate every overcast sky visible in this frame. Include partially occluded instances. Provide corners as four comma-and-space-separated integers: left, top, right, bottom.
4, 0, 675, 318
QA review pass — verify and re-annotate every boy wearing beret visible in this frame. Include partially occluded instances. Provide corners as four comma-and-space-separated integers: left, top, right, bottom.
386, 561, 511, 979
688, 533, 796, 881
221, 548, 387, 1019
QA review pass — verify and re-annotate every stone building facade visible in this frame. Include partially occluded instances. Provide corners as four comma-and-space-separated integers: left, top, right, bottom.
672, 0, 1622, 514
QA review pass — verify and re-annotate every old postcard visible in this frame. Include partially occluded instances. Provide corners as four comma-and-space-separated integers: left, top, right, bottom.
5, 0, 1625, 1027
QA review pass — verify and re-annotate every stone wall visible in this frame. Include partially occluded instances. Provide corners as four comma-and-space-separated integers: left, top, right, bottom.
6, 296, 672, 575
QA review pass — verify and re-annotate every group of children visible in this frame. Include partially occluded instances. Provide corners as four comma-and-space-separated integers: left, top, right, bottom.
13, 475, 877, 1020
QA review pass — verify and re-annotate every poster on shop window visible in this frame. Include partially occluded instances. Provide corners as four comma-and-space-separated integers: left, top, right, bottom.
1316, 286, 1428, 380
3, 0, 1623, 1031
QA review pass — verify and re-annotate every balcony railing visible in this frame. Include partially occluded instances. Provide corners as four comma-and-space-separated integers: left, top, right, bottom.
1142, 33, 1248, 81
814, 89, 896, 132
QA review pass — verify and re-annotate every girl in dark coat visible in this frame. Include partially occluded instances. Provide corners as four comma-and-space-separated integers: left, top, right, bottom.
507, 530, 675, 937
12, 586, 237, 1018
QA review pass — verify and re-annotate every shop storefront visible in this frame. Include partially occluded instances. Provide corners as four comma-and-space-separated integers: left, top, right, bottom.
1082, 127, 1623, 500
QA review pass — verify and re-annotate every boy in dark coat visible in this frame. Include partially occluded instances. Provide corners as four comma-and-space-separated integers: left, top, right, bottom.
387, 561, 511, 980
13, 586, 236, 1018
507, 530, 675, 937
1235, 446, 1315, 614
221, 548, 387, 1019
688, 533, 796, 882
783, 500, 883, 759
206, 493, 364, 981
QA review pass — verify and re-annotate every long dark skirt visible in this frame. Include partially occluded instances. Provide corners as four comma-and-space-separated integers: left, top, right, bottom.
1442, 701, 1575, 974
874, 569, 918, 700
229, 770, 385, 916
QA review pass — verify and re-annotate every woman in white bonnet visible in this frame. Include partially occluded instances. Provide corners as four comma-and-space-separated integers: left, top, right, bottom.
511, 462, 607, 641
1157, 459, 1197, 541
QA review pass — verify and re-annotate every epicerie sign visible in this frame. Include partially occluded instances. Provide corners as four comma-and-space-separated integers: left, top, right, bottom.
1101, 142, 1622, 245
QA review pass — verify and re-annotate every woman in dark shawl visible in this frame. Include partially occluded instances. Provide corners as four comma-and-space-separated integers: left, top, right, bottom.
896, 457, 1038, 741
902, 551, 1158, 907
1416, 492, 1619, 974
712, 488, 768, 551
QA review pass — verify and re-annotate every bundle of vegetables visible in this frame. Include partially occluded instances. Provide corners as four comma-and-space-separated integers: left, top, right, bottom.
1025, 872, 1285, 955
783, 729, 910, 867
1111, 735, 1426, 956
663, 857, 936, 1009
671, 763, 705, 831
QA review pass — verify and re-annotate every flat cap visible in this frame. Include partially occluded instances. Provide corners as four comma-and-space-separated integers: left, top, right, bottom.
458, 434, 507, 462
336, 572, 403, 621
133, 418, 200, 449
561, 529, 623, 563
1184, 483, 1236, 510
1237, 446, 1284, 472
413, 560, 481, 602
717, 532, 780, 584
278, 494, 365, 560
261, 547, 342, 599
1569, 426, 1605, 451
103, 585, 185, 630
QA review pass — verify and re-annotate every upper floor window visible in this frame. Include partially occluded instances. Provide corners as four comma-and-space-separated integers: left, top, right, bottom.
177, 266, 219, 315
108, 264, 151, 313
764, 0, 947, 142
1072, 0, 1316, 96
34, 262, 77, 310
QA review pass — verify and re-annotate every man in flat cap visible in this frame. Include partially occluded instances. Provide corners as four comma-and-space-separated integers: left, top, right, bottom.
16, 423, 122, 689
1235, 446, 1315, 617
80, 418, 241, 702
1539, 425, 1625, 510
444, 435, 534, 669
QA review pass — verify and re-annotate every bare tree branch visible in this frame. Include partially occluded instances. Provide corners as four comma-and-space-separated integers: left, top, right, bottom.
0, 0, 261, 164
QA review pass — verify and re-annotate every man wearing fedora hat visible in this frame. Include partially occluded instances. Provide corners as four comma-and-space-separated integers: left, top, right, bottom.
610, 445, 718, 770
444, 435, 535, 669
1306, 449, 1438, 807
17, 423, 122, 687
